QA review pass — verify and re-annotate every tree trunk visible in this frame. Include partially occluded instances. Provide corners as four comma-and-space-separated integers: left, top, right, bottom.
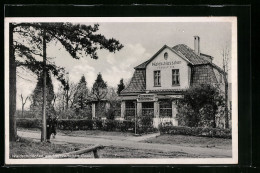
22, 104, 24, 118
66, 89, 69, 109
41, 29, 47, 142
9, 23, 18, 141
224, 75, 229, 129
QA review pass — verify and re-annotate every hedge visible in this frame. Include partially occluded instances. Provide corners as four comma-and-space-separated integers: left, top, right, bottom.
159, 125, 231, 139
16, 118, 135, 132
16, 118, 41, 129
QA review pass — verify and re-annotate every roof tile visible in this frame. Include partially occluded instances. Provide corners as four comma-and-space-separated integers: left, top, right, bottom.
124, 44, 224, 94
172, 44, 209, 65
121, 70, 146, 94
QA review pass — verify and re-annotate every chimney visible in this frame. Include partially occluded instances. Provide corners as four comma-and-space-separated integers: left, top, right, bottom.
194, 36, 200, 55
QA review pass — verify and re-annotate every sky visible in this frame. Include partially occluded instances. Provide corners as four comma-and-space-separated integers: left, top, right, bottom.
16, 21, 232, 110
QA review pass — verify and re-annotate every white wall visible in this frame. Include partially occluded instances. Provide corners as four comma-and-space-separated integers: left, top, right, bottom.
146, 47, 190, 90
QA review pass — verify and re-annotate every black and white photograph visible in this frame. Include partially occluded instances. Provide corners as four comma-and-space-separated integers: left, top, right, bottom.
5, 17, 238, 164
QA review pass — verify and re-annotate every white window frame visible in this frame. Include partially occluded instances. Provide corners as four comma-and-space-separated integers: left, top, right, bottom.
172, 69, 180, 86
154, 70, 161, 87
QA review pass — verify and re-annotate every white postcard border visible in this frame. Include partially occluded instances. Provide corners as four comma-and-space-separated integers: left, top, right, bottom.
4, 17, 238, 165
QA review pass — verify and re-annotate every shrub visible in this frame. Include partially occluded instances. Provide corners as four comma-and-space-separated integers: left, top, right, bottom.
57, 119, 94, 130
76, 109, 92, 119
16, 118, 136, 133
16, 118, 41, 129
177, 84, 225, 128
118, 120, 135, 132
103, 119, 117, 131
93, 119, 103, 130
158, 124, 231, 139
136, 115, 157, 134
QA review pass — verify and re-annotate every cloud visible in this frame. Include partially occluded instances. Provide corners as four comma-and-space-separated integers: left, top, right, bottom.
101, 43, 151, 87
16, 68, 38, 110
69, 64, 96, 88
105, 43, 151, 66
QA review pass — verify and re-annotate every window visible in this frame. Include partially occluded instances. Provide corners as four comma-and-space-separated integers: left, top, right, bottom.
172, 69, 180, 85
164, 52, 168, 60
154, 70, 161, 86
160, 100, 172, 117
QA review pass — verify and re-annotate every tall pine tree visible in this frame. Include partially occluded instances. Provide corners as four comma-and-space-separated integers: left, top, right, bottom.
74, 75, 89, 111
9, 22, 123, 141
30, 72, 55, 118
91, 73, 108, 101
117, 78, 125, 95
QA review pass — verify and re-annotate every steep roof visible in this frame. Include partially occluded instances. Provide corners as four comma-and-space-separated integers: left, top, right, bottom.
172, 44, 210, 65
190, 64, 218, 85
134, 60, 149, 69
134, 44, 214, 70
120, 70, 146, 95
134, 45, 192, 69
123, 44, 225, 95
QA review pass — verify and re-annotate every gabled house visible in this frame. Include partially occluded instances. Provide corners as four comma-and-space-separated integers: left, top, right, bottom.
120, 36, 226, 128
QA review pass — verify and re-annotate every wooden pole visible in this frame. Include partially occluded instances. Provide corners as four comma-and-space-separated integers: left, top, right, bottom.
41, 29, 47, 142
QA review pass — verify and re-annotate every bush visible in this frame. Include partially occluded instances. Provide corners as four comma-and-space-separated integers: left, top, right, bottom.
159, 124, 231, 139
118, 120, 135, 132
16, 118, 136, 133
16, 118, 41, 129
93, 119, 103, 130
103, 119, 117, 131
76, 109, 92, 119
177, 84, 225, 128
58, 119, 93, 130
136, 115, 157, 134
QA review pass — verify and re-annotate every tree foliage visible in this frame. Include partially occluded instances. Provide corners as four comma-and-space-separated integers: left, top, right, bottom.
9, 22, 123, 141
91, 73, 108, 101
117, 78, 125, 95
74, 75, 89, 110
176, 84, 225, 128
54, 79, 78, 112
30, 72, 55, 118
13, 22, 124, 85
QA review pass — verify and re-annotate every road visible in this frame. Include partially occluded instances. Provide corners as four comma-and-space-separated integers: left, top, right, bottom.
17, 130, 232, 158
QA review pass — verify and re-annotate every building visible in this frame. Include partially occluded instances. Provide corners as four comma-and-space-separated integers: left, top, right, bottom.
120, 36, 227, 128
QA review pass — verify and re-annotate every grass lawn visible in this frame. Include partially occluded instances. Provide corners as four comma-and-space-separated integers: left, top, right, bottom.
10, 137, 205, 158
18, 128, 232, 150
99, 146, 205, 158
10, 137, 94, 159
143, 134, 232, 150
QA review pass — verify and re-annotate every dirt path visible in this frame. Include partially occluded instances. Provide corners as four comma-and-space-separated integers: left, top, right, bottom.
17, 130, 232, 158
